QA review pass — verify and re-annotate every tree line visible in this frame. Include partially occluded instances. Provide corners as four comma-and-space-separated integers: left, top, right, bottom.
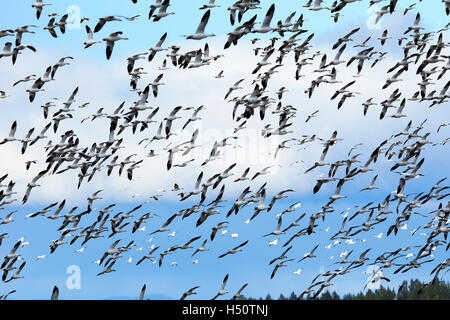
239, 279, 450, 300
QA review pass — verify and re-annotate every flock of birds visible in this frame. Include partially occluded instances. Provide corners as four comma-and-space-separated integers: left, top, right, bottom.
0, 0, 450, 300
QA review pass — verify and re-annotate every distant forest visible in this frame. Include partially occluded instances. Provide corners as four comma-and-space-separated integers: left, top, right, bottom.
241, 279, 450, 300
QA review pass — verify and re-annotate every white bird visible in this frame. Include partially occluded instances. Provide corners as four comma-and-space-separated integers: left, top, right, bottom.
293, 268, 302, 275
103, 32, 128, 60
148, 32, 168, 61
148, 0, 163, 19
224, 78, 245, 100
310, 0, 329, 11
23, 169, 48, 204
212, 274, 229, 300
152, 0, 175, 21
375, 5, 390, 24
13, 74, 36, 87
220, 230, 229, 237
15, 25, 38, 46
215, 70, 224, 79
0, 42, 14, 60
390, 98, 407, 118
298, 244, 319, 262
192, 240, 209, 256
84, 25, 100, 48
250, 189, 270, 221
383, 69, 404, 89
253, 4, 275, 33
87, 190, 103, 211
26, 78, 45, 102
0, 121, 18, 145
378, 29, 391, 45
264, 217, 285, 237
180, 286, 200, 300
252, 48, 275, 74
185, 10, 215, 40
0, 29, 14, 38
405, 253, 414, 259
200, 0, 220, 10
188, 49, 210, 68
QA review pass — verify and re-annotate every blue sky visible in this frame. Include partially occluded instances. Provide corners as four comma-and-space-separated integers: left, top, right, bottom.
0, 0, 449, 300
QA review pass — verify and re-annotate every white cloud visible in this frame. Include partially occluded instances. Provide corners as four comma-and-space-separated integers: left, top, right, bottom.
0, 28, 448, 209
